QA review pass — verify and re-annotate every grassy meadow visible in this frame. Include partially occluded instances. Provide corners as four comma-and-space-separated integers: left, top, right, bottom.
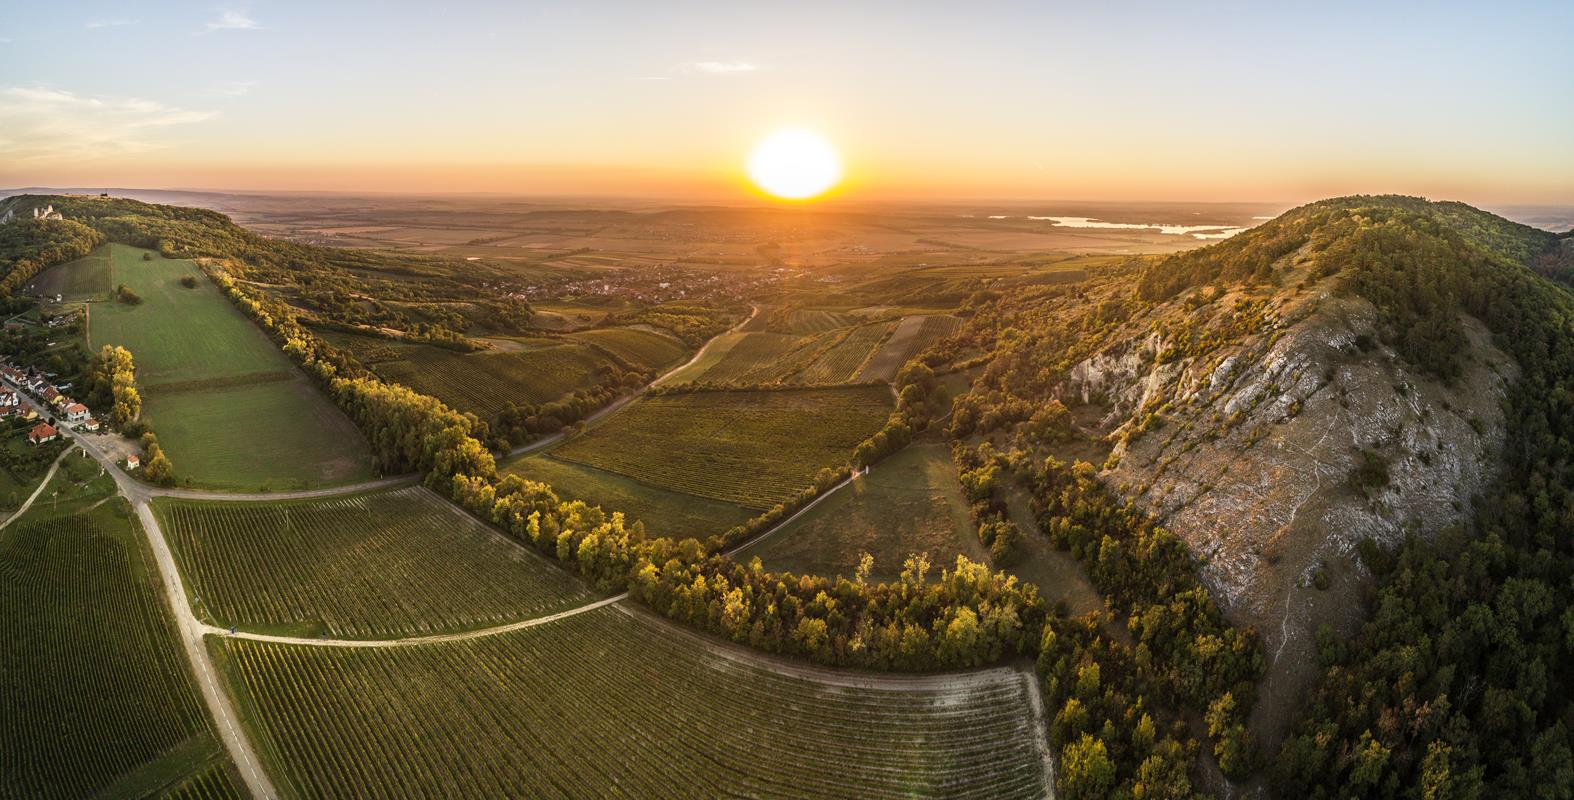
53, 244, 375, 489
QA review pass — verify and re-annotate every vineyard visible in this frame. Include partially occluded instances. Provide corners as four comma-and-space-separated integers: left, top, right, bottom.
553, 386, 893, 508
674, 331, 803, 383
735, 443, 987, 582
213, 606, 1050, 799
502, 454, 755, 540
858, 314, 962, 381
569, 326, 688, 370
157, 486, 597, 638
0, 472, 212, 799
372, 341, 615, 416
796, 321, 895, 383
766, 307, 863, 334
161, 762, 245, 800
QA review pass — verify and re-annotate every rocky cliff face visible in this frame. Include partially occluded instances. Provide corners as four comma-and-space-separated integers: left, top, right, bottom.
1059, 281, 1515, 743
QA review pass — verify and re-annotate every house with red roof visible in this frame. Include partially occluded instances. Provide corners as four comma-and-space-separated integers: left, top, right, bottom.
28, 423, 57, 445
64, 403, 89, 423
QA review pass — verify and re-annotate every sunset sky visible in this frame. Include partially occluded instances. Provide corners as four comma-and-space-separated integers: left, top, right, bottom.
2, 1, 1571, 204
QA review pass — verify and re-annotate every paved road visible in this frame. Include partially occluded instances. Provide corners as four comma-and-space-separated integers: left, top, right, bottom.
0, 445, 74, 532
508, 304, 758, 458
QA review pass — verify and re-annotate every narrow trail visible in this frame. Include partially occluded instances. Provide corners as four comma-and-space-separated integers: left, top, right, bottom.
147, 473, 420, 502
0, 445, 74, 532
723, 468, 865, 558
509, 304, 759, 458
202, 594, 629, 648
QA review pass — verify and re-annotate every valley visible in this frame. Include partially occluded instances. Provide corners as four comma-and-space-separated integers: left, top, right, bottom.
1, 189, 1571, 799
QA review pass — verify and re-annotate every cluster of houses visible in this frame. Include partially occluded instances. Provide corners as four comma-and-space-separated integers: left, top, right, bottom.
0, 363, 100, 446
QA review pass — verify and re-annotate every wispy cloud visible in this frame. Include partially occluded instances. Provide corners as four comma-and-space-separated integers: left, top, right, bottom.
0, 87, 218, 163
86, 18, 138, 29
209, 80, 259, 98
683, 61, 759, 75
198, 10, 261, 34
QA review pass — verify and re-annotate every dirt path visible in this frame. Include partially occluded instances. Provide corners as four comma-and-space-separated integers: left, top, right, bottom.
201, 593, 629, 648
28, 406, 279, 799
0, 445, 74, 532
509, 304, 759, 458
147, 474, 420, 502
723, 467, 864, 558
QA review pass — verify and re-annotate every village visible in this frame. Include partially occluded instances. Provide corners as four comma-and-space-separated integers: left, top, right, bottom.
0, 360, 140, 471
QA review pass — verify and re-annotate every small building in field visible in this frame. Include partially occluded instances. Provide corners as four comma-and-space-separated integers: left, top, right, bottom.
64, 403, 89, 423
81, 418, 100, 432
28, 423, 57, 445
124, 454, 140, 470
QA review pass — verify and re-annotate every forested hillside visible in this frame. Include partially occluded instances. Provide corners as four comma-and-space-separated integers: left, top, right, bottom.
946, 195, 1574, 795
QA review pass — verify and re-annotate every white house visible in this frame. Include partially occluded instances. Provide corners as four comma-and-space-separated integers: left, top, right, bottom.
64, 402, 90, 423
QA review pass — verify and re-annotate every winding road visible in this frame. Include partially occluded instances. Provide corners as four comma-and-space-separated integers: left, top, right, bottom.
509, 304, 758, 457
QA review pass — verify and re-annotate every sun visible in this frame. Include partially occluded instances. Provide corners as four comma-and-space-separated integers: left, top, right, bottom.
747, 128, 842, 200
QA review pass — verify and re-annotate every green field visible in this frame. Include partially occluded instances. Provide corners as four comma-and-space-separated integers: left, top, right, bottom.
735, 443, 988, 581
372, 342, 613, 415
49, 243, 375, 489
157, 485, 596, 638
0, 454, 224, 799
553, 386, 892, 509
26, 245, 113, 301
212, 605, 1049, 799
502, 453, 755, 540
857, 314, 963, 382
568, 326, 689, 371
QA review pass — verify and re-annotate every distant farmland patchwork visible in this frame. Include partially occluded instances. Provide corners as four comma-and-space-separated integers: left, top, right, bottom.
553, 386, 893, 508
51, 244, 375, 489
158, 486, 596, 639
212, 606, 1050, 799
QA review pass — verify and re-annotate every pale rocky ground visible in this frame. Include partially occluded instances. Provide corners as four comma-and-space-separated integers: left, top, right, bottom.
1060, 281, 1516, 751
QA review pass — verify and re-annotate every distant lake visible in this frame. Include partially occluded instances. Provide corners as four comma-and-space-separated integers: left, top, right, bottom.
983, 214, 1252, 240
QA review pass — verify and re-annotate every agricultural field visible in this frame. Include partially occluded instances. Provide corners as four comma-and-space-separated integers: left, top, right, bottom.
502, 453, 755, 540
157, 485, 596, 638
735, 443, 988, 582
667, 330, 804, 384
552, 386, 892, 508
765, 307, 862, 334
796, 321, 895, 383
40, 243, 375, 489
211, 605, 1050, 799
0, 454, 221, 799
857, 314, 963, 382
24, 243, 113, 301
566, 326, 689, 371
369, 340, 615, 417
